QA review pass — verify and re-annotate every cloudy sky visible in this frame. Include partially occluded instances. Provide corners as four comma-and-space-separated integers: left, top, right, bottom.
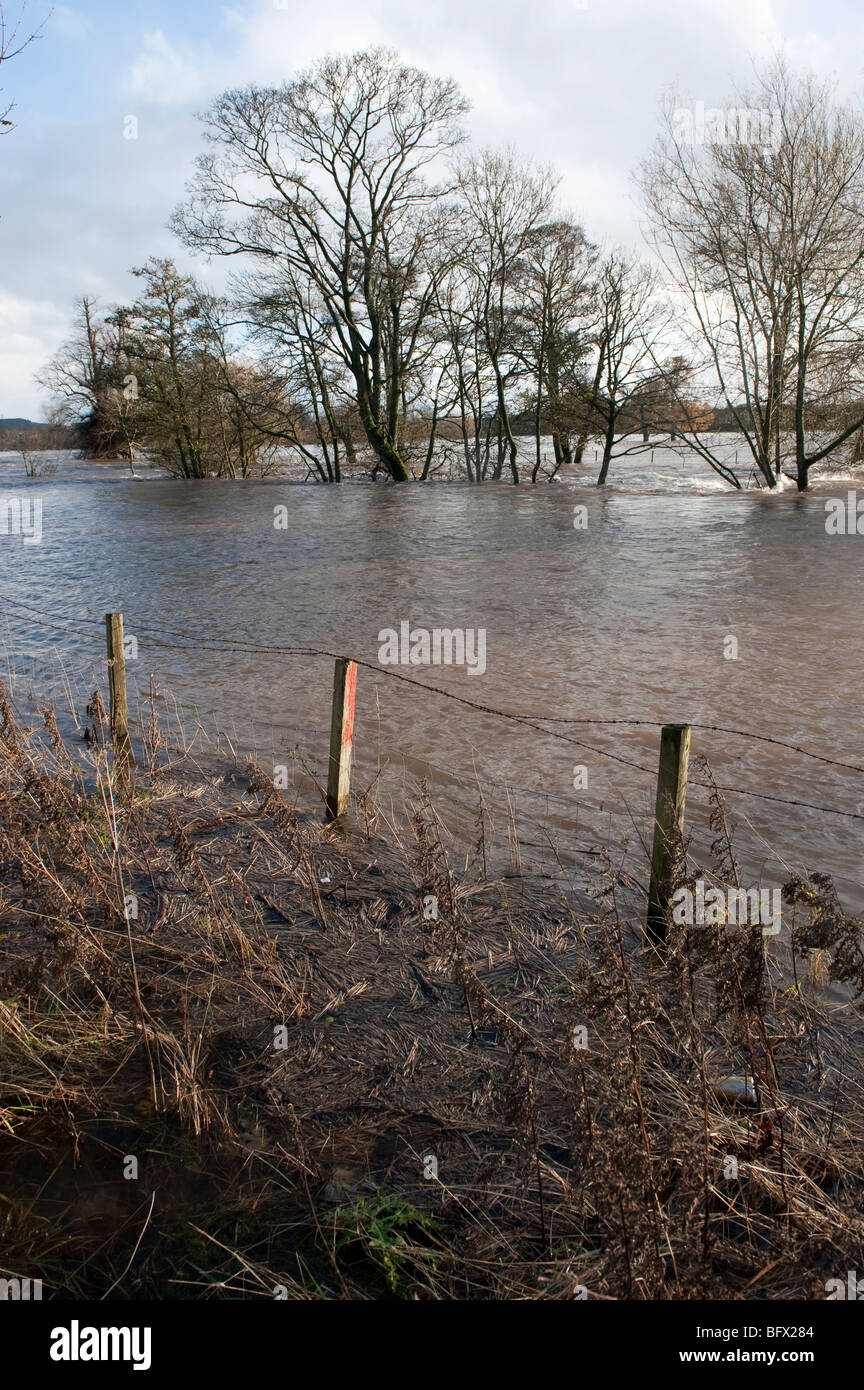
2, 0, 863, 417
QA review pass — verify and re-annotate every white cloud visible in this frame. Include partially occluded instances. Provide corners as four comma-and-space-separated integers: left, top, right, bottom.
130, 30, 207, 104
5, 0, 863, 414
205, 0, 789, 237
0, 294, 71, 420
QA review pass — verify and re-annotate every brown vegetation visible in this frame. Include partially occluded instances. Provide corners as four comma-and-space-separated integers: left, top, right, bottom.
1, 683, 863, 1299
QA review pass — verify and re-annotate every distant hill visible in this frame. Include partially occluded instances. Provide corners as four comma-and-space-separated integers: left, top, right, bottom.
0, 419, 77, 451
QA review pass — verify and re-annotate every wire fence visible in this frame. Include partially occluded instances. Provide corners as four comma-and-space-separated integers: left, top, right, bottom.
1, 589, 863, 833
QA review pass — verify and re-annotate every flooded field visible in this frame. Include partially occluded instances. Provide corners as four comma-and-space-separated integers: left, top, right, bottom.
1, 439, 862, 908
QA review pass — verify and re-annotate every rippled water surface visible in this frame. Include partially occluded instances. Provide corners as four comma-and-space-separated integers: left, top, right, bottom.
1, 448, 862, 906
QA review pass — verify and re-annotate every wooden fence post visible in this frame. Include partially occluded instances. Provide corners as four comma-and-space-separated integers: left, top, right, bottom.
326, 658, 357, 820
646, 723, 691, 944
105, 612, 135, 780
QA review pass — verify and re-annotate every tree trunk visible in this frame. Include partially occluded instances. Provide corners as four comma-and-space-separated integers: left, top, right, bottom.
357, 407, 411, 481
794, 283, 808, 490
596, 421, 615, 485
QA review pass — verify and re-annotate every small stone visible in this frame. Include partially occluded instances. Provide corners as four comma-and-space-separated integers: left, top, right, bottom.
711, 1074, 757, 1106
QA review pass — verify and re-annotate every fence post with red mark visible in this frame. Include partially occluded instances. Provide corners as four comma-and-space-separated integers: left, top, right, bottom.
326, 658, 357, 819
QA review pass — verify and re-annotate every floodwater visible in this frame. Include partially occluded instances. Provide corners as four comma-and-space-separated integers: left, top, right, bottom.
1, 439, 862, 909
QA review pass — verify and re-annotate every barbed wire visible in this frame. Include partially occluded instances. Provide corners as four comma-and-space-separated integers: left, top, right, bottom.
1, 592, 863, 821
121, 623, 864, 778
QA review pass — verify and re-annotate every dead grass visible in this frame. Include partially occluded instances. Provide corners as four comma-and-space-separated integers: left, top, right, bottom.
1, 680, 863, 1300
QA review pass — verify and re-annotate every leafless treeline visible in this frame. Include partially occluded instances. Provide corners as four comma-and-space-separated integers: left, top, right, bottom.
37, 49, 864, 488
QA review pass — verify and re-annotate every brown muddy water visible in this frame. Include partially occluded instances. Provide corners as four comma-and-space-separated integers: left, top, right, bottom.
1, 447, 862, 913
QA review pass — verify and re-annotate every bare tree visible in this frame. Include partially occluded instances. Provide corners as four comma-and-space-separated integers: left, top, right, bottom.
511, 217, 597, 479
207, 282, 326, 477
1, 5, 45, 136
453, 149, 556, 483
120, 259, 216, 477
640, 60, 864, 490
37, 298, 140, 461
172, 47, 468, 482
431, 237, 494, 480
571, 251, 666, 484
243, 257, 383, 481
123, 259, 285, 479
39, 266, 293, 477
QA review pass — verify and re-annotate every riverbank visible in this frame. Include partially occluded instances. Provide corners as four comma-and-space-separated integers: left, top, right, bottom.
1, 683, 863, 1300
